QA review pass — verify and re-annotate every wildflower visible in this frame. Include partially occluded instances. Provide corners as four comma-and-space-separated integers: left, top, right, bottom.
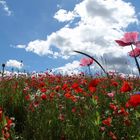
129, 47, 140, 57
115, 32, 140, 75
102, 117, 112, 126
70, 95, 78, 102
39, 81, 46, 87
72, 107, 76, 113
108, 131, 117, 140
80, 57, 93, 66
89, 87, 96, 93
40, 87, 47, 93
125, 102, 130, 108
50, 92, 55, 99
127, 94, 140, 107
88, 79, 100, 88
109, 103, 118, 111
23, 86, 30, 94
64, 92, 71, 98
72, 82, 79, 89
62, 84, 68, 90
120, 81, 132, 92
33, 100, 40, 108
25, 94, 30, 101
117, 107, 128, 116
107, 92, 115, 98
111, 81, 118, 87
100, 126, 105, 132
55, 85, 61, 92
115, 32, 140, 47
2, 129, 10, 140
41, 93, 47, 100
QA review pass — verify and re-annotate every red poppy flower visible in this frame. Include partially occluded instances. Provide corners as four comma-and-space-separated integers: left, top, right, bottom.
109, 103, 118, 111
118, 107, 128, 116
72, 83, 79, 89
25, 94, 30, 101
40, 87, 47, 93
89, 79, 100, 88
102, 117, 112, 126
120, 81, 132, 92
41, 93, 47, 100
108, 131, 117, 140
89, 87, 96, 93
111, 81, 118, 87
72, 107, 76, 113
127, 94, 140, 107
64, 92, 71, 98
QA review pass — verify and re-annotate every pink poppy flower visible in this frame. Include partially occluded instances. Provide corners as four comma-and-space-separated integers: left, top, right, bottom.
115, 32, 140, 47
107, 92, 115, 98
128, 47, 140, 57
80, 57, 93, 66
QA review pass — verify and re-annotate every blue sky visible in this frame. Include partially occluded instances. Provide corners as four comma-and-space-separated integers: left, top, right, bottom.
0, 0, 140, 75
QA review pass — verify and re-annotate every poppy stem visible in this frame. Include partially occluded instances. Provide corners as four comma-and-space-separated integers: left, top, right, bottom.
88, 65, 92, 78
130, 45, 140, 76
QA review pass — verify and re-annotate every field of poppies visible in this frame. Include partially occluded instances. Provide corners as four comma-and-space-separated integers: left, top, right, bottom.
0, 32, 140, 140
0, 71, 140, 140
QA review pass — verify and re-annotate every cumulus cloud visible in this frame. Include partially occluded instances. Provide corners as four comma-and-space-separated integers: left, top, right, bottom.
6, 60, 24, 69
16, 0, 139, 74
0, 0, 12, 16
53, 60, 81, 75
54, 9, 76, 22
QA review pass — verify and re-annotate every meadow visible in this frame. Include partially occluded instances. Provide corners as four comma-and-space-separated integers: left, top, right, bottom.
0, 71, 140, 140
0, 32, 140, 140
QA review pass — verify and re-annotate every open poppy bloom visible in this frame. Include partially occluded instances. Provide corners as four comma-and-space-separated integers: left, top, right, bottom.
102, 117, 112, 126
80, 57, 93, 66
115, 32, 140, 75
127, 94, 140, 107
120, 81, 132, 93
115, 32, 140, 47
128, 47, 140, 57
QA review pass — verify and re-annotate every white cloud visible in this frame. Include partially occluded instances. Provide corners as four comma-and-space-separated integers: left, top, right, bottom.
16, 45, 26, 49
16, 0, 139, 74
54, 9, 76, 22
25, 40, 53, 56
53, 60, 81, 75
6, 60, 24, 69
0, 0, 12, 16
